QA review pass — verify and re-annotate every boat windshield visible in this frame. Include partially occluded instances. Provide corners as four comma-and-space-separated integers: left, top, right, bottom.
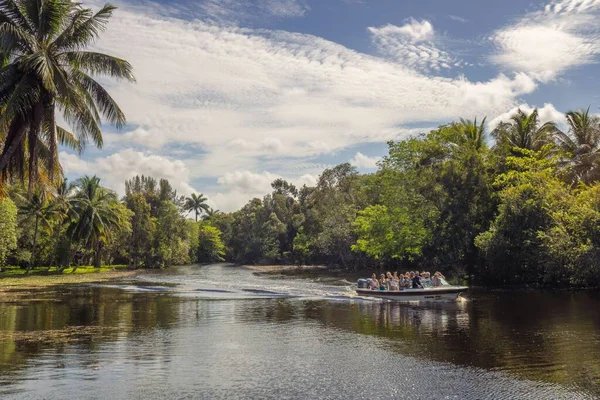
439, 278, 451, 286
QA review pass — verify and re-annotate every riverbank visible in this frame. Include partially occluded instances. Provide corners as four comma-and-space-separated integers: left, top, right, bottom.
0, 266, 138, 302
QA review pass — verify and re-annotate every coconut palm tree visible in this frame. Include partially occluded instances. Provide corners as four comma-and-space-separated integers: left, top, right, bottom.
17, 190, 50, 274
68, 175, 129, 268
0, 0, 135, 191
553, 108, 600, 184
46, 178, 75, 269
184, 193, 210, 222
450, 117, 487, 151
492, 108, 556, 152
202, 207, 221, 221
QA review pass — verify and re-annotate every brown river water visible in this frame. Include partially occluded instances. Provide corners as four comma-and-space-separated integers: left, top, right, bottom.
0, 263, 599, 399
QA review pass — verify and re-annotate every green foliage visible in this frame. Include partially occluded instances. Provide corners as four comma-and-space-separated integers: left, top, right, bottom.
183, 193, 209, 222
0, 197, 18, 266
197, 223, 226, 263
352, 204, 428, 260
0, 0, 134, 191
154, 201, 189, 268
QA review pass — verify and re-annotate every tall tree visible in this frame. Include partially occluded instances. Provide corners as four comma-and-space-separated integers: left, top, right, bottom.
0, 196, 18, 268
46, 179, 74, 268
68, 176, 130, 268
0, 0, 135, 191
17, 190, 49, 274
184, 193, 209, 222
492, 108, 556, 152
553, 108, 600, 184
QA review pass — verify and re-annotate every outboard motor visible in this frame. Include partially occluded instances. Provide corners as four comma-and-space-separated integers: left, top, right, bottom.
357, 278, 368, 289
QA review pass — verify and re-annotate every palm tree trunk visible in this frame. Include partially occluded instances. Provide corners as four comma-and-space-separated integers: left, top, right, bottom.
94, 240, 102, 268
0, 118, 27, 175
47, 224, 62, 271
26, 215, 39, 275
195, 210, 198, 222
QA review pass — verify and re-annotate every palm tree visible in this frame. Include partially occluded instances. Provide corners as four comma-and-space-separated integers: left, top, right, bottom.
492, 108, 556, 152
450, 118, 487, 151
68, 175, 129, 268
202, 207, 221, 221
184, 193, 209, 222
17, 190, 49, 274
553, 108, 600, 184
0, 0, 135, 191
46, 178, 75, 269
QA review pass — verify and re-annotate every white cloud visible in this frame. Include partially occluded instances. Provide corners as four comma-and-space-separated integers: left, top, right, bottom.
60, 149, 196, 196
87, 7, 533, 156
490, 0, 600, 80
488, 103, 565, 131
350, 152, 381, 168
369, 19, 435, 43
213, 170, 318, 211
449, 15, 469, 23
217, 170, 278, 194
60, 1, 554, 212
298, 173, 318, 187
368, 19, 462, 72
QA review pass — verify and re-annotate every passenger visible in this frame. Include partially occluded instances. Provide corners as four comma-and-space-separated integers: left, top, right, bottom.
412, 271, 423, 289
369, 273, 379, 290
379, 274, 388, 291
420, 272, 433, 288
402, 274, 411, 289
388, 272, 399, 291
432, 272, 440, 287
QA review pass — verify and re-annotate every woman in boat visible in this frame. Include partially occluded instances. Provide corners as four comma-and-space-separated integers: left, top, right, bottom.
369, 273, 379, 290
421, 272, 433, 288
388, 272, 399, 291
402, 273, 411, 289
432, 272, 446, 287
379, 274, 388, 290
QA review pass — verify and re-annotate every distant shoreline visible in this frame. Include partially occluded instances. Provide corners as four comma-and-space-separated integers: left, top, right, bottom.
242, 265, 328, 273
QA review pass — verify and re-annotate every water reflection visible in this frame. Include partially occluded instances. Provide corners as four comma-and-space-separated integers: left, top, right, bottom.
0, 267, 599, 399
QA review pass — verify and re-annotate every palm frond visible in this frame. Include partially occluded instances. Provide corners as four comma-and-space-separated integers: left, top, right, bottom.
56, 125, 82, 153
0, 21, 36, 53
64, 51, 135, 81
51, 4, 116, 52
0, 0, 33, 31
73, 70, 126, 127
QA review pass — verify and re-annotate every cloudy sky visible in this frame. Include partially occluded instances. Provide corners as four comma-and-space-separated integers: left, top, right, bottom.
61, 0, 600, 211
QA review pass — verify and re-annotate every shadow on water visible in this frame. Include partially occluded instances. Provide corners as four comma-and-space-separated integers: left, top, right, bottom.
0, 264, 599, 398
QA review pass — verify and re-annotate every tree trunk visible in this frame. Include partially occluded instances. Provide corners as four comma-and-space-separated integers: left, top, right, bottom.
27, 102, 44, 194
26, 215, 39, 275
0, 118, 27, 174
47, 224, 62, 271
195, 210, 198, 222
94, 240, 102, 268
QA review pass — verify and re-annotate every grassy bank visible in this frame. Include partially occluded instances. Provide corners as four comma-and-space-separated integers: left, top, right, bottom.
0, 265, 136, 289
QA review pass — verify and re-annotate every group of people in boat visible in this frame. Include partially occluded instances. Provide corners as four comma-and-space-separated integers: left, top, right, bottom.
367, 271, 447, 291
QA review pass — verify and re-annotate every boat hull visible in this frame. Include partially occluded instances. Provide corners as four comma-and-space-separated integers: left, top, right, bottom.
355, 286, 468, 302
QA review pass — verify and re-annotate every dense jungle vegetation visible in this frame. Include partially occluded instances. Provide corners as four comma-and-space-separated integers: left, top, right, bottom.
0, 1, 599, 286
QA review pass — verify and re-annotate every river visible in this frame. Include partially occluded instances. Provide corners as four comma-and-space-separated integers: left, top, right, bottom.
0, 263, 599, 399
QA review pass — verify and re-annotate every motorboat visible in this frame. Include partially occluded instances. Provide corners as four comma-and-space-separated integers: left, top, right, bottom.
355, 278, 467, 302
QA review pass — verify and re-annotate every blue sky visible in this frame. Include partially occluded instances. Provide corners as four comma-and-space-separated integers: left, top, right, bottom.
60, 0, 600, 211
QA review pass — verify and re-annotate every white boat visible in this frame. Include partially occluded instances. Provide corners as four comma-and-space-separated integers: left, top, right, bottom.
355, 286, 468, 302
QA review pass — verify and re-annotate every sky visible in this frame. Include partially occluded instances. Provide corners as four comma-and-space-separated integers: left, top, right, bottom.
59, 0, 600, 211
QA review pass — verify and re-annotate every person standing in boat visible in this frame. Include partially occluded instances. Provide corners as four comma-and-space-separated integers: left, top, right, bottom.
412, 271, 423, 289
